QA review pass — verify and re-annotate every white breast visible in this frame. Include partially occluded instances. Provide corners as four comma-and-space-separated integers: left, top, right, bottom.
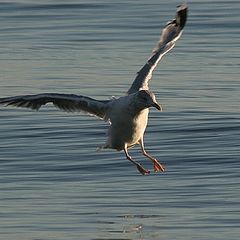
106, 107, 149, 151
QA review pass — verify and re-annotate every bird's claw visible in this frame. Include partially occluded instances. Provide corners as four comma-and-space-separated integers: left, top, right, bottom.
137, 164, 150, 175
153, 160, 165, 172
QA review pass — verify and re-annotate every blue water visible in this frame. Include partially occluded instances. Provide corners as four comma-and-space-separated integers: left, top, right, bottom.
0, 1, 239, 239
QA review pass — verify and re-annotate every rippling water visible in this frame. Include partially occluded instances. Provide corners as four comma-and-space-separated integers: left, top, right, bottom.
0, 1, 239, 240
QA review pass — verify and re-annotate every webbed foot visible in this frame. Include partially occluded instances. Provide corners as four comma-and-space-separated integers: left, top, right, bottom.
136, 164, 150, 175
153, 160, 165, 172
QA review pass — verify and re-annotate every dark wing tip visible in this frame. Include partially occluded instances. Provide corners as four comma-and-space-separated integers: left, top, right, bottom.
0, 97, 42, 111
176, 4, 188, 30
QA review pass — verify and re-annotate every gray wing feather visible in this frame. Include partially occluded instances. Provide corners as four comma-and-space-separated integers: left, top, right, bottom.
127, 4, 188, 95
0, 93, 110, 120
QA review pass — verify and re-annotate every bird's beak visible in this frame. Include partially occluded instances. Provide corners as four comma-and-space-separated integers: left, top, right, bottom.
152, 101, 162, 111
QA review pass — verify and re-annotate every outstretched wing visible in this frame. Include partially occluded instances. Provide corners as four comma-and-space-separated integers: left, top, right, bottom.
0, 93, 110, 120
127, 4, 188, 95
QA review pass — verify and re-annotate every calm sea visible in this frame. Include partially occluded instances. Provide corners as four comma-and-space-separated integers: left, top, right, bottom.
0, 1, 239, 239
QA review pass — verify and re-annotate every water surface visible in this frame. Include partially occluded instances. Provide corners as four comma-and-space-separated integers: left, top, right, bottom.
0, 1, 239, 239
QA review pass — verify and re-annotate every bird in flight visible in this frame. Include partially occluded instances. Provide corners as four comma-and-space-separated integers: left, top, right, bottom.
0, 4, 188, 175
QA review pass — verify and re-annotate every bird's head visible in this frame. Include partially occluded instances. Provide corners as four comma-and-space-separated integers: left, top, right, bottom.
135, 90, 162, 111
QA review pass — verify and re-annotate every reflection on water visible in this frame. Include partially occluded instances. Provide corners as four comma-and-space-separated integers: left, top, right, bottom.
0, 1, 240, 240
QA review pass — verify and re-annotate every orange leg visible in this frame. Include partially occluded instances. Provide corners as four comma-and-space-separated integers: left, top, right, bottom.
139, 138, 165, 172
124, 146, 150, 175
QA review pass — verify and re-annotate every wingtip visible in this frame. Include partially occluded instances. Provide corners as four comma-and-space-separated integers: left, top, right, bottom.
177, 3, 188, 11
176, 3, 188, 30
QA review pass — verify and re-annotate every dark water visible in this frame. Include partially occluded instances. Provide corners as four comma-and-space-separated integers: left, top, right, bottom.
0, 1, 239, 239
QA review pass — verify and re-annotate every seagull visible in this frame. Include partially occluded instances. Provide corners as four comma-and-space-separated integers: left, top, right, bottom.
0, 4, 188, 175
